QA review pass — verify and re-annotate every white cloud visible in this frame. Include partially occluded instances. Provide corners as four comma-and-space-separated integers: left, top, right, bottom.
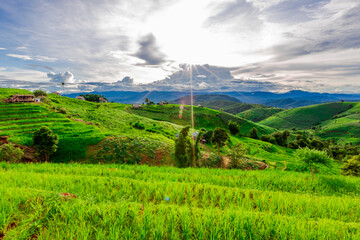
47, 71, 76, 83
0, 48, 6, 50
7, 54, 33, 60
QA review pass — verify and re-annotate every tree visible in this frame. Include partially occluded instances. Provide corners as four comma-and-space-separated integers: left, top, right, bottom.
33, 126, 59, 162
296, 147, 333, 179
80, 94, 108, 103
228, 143, 248, 169
175, 126, 192, 168
145, 98, 150, 104
211, 127, 229, 156
341, 154, 360, 177
250, 127, 258, 139
33, 90, 47, 97
193, 129, 205, 167
203, 130, 213, 143
0, 143, 24, 163
228, 121, 240, 135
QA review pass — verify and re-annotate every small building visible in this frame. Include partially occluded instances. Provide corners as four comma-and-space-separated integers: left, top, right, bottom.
75, 96, 85, 101
99, 97, 108, 103
52, 91, 61, 96
158, 100, 168, 106
132, 103, 142, 108
197, 104, 204, 108
192, 132, 199, 139
5, 94, 35, 103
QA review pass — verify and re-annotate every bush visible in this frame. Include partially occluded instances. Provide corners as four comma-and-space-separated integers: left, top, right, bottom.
133, 122, 145, 130
33, 126, 59, 162
228, 143, 249, 169
296, 147, 333, 179
228, 121, 239, 135
33, 90, 47, 97
0, 143, 24, 163
198, 153, 222, 168
341, 155, 360, 177
203, 130, 213, 143
250, 127, 258, 139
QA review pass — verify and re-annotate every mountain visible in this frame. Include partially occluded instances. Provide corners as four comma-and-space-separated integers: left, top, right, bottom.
264, 98, 320, 109
170, 94, 241, 105
64, 90, 360, 107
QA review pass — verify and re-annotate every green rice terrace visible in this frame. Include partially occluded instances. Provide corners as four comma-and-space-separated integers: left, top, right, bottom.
1, 163, 360, 239
0, 88, 360, 239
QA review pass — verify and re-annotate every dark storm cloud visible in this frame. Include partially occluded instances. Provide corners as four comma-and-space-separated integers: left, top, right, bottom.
133, 34, 167, 66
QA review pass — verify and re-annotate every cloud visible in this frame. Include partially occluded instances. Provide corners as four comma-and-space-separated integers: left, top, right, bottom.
116, 76, 134, 85
0, 48, 6, 50
133, 34, 167, 65
6, 53, 57, 62
47, 71, 76, 83
7, 54, 32, 60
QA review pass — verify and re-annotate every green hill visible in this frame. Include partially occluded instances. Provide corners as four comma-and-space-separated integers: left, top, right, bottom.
316, 102, 360, 144
259, 102, 353, 130
201, 100, 267, 115
237, 108, 283, 122
128, 104, 276, 136
0, 88, 32, 99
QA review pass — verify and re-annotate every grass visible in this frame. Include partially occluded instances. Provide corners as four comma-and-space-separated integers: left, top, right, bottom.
259, 102, 353, 129
1, 163, 360, 239
0, 88, 32, 99
0, 102, 104, 162
237, 107, 283, 122
128, 104, 276, 136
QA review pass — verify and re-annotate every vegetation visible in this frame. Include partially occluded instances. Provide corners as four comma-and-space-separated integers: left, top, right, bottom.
238, 107, 283, 122
228, 120, 240, 135
80, 94, 108, 102
296, 147, 333, 179
1, 87, 360, 238
33, 126, 59, 162
341, 154, 360, 177
211, 127, 229, 155
1, 164, 360, 239
33, 90, 47, 97
0, 143, 24, 163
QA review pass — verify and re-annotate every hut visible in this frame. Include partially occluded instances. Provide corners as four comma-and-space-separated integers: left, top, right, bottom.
75, 96, 86, 101
5, 94, 35, 103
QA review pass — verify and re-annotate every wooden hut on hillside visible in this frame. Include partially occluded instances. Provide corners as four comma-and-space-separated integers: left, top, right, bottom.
5, 94, 35, 103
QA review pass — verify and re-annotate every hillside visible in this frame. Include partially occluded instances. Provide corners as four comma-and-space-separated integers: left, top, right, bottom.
316, 102, 360, 144
265, 98, 320, 109
0, 102, 104, 162
260, 102, 353, 130
237, 108, 283, 122
1, 163, 360, 239
128, 104, 276, 136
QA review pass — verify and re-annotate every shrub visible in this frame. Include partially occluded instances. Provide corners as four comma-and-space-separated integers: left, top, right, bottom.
0, 143, 24, 163
296, 147, 333, 179
175, 126, 192, 168
228, 143, 249, 169
228, 121, 239, 135
33, 126, 59, 162
203, 130, 213, 143
341, 155, 360, 177
33, 90, 47, 97
211, 127, 229, 156
133, 122, 145, 130
250, 127, 258, 139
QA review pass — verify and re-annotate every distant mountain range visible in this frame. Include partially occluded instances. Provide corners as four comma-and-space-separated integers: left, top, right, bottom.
64, 90, 360, 108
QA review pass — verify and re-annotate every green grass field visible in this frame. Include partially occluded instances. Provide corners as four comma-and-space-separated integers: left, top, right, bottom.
237, 108, 283, 122
1, 163, 360, 239
128, 104, 275, 136
0, 102, 105, 162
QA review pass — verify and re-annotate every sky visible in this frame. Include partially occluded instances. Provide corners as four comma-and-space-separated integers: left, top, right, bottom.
0, 0, 359, 93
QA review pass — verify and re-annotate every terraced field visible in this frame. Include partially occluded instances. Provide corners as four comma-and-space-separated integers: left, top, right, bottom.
0, 103, 104, 162
1, 163, 360, 239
